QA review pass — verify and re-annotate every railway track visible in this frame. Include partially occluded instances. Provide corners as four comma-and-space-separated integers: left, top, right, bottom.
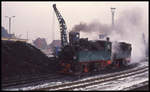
125, 81, 149, 90
2, 73, 64, 88
35, 66, 148, 91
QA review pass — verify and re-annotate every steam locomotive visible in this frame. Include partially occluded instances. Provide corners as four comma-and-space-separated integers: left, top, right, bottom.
56, 32, 132, 75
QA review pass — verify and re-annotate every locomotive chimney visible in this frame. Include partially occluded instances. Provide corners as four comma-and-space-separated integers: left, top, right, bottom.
106, 37, 110, 42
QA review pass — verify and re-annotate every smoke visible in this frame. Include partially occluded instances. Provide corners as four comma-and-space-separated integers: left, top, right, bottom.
71, 7, 148, 63
71, 21, 111, 35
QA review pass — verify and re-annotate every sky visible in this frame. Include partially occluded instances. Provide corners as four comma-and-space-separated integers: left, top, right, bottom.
1, 1, 148, 44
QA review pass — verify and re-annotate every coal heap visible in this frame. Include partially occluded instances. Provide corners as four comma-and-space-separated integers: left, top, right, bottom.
2, 40, 59, 80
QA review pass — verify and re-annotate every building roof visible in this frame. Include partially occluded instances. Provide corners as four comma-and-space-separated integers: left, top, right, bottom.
48, 40, 61, 49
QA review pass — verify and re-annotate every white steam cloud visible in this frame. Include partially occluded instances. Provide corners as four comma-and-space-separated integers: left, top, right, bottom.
71, 7, 148, 63
110, 8, 148, 63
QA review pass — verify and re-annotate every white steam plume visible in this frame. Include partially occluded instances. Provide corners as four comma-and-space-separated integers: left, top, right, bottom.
109, 8, 148, 63
71, 7, 148, 63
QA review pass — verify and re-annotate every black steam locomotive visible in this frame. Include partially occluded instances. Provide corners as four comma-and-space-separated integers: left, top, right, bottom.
56, 32, 132, 75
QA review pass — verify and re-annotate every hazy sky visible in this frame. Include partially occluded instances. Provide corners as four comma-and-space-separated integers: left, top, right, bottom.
1, 1, 148, 44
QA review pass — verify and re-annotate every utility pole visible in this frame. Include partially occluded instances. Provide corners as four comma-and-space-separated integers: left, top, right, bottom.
111, 8, 116, 28
5, 16, 15, 35
27, 32, 28, 40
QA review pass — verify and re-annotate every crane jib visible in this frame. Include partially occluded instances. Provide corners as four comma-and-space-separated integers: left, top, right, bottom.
53, 4, 68, 47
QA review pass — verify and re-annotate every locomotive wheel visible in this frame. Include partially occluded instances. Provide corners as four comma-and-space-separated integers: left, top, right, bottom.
96, 63, 101, 72
122, 59, 128, 66
112, 60, 119, 68
91, 63, 100, 72
74, 63, 83, 75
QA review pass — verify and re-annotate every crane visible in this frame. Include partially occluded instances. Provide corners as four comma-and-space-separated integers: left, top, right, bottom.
53, 4, 68, 48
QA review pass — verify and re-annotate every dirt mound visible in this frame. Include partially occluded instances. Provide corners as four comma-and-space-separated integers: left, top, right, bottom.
2, 40, 59, 80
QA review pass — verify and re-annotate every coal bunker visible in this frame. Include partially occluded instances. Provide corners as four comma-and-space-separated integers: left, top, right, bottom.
2, 40, 59, 81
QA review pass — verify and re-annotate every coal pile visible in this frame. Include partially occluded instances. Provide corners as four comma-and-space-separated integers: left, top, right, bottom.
2, 40, 59, 80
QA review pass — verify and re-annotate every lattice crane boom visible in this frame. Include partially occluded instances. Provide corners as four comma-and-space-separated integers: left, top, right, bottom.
53, 4, 68, 47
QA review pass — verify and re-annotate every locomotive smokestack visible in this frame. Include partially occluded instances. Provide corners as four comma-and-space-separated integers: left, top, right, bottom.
111, 7, 116, 28
106, 37, 110, 42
